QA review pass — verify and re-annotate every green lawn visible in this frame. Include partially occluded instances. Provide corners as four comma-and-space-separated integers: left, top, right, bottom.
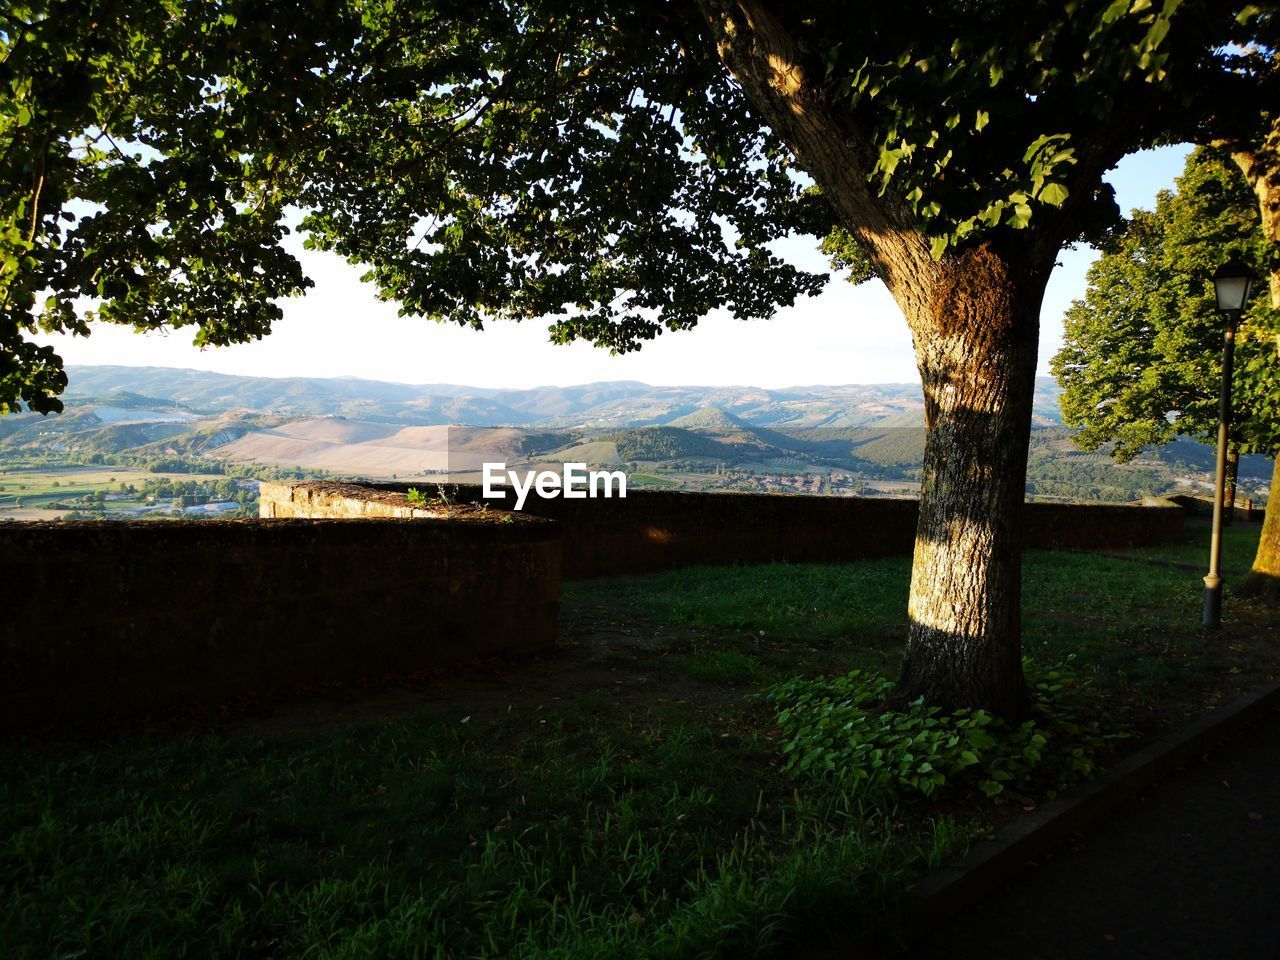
582, 524, 1266, 708
2, 523, 1275, 959
1109, 521, 1263, 578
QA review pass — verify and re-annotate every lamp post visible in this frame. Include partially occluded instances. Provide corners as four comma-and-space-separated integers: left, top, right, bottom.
1202, 257, 1255, 629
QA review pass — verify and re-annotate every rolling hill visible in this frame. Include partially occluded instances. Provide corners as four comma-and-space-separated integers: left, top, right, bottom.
64, 365, 1069, 430
0, 366, 1269, 503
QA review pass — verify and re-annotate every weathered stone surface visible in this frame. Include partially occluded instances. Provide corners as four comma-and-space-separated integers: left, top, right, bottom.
258, 481, 446, 519
262, 481, 1185, 579
1166, 493, 1264, 524
1, 514, 560, 727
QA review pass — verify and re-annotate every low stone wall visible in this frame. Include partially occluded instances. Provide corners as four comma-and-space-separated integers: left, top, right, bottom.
258, 481, 450, 519
4, 485, 1186, 728
1167, 493, 1264, 524
261, 482, 1185, 579
1, 513, 559, 728
1020, 499, 1187, 549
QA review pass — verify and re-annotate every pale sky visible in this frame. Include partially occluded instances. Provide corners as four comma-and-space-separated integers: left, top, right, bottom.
39, 145, 1193, 389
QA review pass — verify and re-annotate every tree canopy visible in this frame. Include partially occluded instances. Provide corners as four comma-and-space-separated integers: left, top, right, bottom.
2, 1, 1273, 413
1053, 147, 1280, 460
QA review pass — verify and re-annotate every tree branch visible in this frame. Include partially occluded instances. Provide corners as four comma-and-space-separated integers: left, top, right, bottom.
693, 0, 936, 307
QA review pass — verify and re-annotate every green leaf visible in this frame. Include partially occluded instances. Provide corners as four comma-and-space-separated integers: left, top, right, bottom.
1039, 183, 1069, 207
1102, 0, 1132, 24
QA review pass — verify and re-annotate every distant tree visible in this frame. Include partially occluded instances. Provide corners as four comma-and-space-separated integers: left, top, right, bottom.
1053, 147, 1280, 597
2, 1, 1276, 714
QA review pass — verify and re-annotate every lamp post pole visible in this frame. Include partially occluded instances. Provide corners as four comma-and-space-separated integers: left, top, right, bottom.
1202, 311, 1238, 629
1201, 256, 1254, 629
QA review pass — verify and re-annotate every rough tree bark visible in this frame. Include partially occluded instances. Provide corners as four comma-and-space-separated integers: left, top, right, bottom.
1252, 463, 1280, 597
1243, 457, 1280, 600
1232, 135, 1280, 598
698, 0, 1062, 717
896, 247, 1046, 718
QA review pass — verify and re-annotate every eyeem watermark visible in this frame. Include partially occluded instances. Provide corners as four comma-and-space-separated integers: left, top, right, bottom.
482, 462, 627, 510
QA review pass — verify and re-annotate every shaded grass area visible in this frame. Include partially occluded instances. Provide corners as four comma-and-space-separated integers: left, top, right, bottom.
587, 526, 1272, 720
2, 701, 961, 958
1109, 521, 1262, 578
4, 525, 1276, 958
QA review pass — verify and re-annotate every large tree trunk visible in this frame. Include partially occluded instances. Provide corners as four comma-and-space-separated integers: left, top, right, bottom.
896, 247, 1043, 719
1231, 138, 1280, 596
700, 0, 1064, 718
1241, 456, 1280, 601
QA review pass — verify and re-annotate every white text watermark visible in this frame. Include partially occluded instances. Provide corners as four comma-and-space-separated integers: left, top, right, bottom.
482, 462, 627, 510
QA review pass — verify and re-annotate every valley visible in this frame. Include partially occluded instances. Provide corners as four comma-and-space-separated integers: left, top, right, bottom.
0, 365, 1272, 521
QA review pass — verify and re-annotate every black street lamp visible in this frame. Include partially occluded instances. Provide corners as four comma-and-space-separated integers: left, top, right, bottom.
1202, 257, 1255, 628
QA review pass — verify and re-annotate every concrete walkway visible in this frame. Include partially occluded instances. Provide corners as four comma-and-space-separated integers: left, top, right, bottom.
906, 708, 1280, 959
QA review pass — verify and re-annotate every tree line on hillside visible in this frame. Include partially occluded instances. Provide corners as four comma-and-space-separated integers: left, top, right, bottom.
609, 426, 742, 463
0, 449, 317, 483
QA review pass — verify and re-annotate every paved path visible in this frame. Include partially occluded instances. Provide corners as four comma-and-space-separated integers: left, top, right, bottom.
906, 709, 1280, 959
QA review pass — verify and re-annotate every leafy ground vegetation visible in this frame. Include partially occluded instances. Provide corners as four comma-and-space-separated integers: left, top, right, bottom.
2, 523, 1274, 959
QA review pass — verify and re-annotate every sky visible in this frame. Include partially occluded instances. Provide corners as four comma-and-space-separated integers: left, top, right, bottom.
36, 145, 1194, 389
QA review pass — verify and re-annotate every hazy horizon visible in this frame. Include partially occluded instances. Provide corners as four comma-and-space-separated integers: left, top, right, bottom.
62, 361, 1064, 395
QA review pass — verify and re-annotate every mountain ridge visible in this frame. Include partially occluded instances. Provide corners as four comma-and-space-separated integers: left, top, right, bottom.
1, 366, 1271, 507
63, 364, 1065, 430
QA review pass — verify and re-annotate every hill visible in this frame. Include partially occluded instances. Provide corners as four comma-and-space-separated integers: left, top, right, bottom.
0, 366, 1269, 504
607, 426, 729, 463
61, 365, 1004, 430
665, 407, 810, 453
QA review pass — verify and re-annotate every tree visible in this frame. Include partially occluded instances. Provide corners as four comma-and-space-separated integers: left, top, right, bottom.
1054, 146, 1280, 597
2, 1, 1276, 716
1227, 118, 1280, 595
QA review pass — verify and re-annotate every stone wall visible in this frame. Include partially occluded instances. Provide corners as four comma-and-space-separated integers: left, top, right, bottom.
4, 484, 1188, 728
1167, 493, 1265, 524
261, 481, 1186, 579
1, 513, 559, 727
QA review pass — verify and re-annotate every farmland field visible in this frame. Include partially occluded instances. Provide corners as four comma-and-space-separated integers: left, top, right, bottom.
0, 465, 253, 520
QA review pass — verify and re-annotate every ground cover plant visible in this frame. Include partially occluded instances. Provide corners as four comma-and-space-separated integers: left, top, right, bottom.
2, 523, 1274, 959
766, 664, 1111, 802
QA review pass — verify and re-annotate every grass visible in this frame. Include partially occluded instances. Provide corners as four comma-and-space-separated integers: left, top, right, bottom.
627, 473, 679, 487
579, 524, 1268, 713
2, 522, 1275, 958
1109, 521, 1263, 577
2, 704, 962, 958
